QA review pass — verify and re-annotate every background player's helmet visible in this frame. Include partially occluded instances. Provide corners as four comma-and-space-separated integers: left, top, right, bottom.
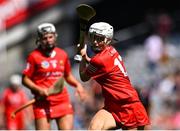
9, 74, 21, 91
88, 22, 113, 44
10, 74, 21, 86
37, 23, 57, 38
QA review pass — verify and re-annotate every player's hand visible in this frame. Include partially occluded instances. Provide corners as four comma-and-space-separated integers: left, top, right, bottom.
80, 44, 87, 57
80, 44, 91, 62
37, 88, 49, 97
75, 83, 87, 102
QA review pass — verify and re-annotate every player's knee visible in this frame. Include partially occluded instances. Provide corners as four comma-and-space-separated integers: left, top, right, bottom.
88, 121, 103, 130
88, 124, 101, 130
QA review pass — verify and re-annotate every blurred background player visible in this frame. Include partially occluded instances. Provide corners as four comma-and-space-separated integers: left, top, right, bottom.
1, 74, 32, 130
22, 23, 86, 130
144, 13, 173, 73
79, 22, 150, 130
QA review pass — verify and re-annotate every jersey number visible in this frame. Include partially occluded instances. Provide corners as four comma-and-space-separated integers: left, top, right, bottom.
114, 55, 128, 76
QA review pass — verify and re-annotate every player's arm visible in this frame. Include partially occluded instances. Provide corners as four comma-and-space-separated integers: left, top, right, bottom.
64, 72, 81, 87
65, 72, 86, 101
64, 54, 87, 101
22, 75, 48, 96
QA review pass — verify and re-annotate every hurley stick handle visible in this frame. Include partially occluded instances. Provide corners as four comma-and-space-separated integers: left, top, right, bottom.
11, 99, 35, 119
11, 77, 64, 119
74, 4, 96, 62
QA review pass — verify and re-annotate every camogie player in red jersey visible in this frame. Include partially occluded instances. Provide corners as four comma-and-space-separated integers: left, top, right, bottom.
79, 22, 150, 130
2, 74, 32, 130
22, 23, 86, 130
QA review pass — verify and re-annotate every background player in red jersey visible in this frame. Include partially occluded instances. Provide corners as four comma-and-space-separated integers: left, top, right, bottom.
1, 74, 32, 130
22, 23, 86, 130
79, 22, 150, 130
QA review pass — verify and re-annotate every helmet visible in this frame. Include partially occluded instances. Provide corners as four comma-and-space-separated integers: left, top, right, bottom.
37, 23, 56, 37
88, 22, 113, 53
36, 23, 57, 56
10, 74, 21, 86
88, 22, 113, 39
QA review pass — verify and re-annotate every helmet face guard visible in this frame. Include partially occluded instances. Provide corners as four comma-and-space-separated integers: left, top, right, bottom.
89, 33, 106, 43
88, 33, 105, 53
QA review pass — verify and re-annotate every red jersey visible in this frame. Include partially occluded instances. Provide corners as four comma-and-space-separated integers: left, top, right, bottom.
85, 46, 140, 103
2, 88, 28, 129
22, 47, 71, 105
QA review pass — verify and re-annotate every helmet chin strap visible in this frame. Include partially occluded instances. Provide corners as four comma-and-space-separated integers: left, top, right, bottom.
104, 38, 111, 45
104, 38, 107, 43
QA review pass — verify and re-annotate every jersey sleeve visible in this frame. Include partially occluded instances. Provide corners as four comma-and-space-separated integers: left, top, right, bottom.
85, 57, 107, 79
22, 55, 35, 78
64, 54, 71, 77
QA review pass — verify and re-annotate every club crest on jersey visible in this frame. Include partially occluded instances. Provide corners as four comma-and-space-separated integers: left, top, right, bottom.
41, 61, 49, 69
